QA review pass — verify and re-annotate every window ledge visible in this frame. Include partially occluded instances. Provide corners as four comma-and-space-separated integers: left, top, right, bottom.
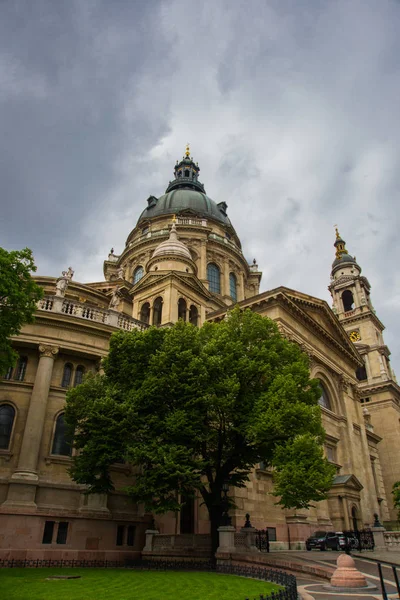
0, 450, 12, 461
45, 455, 73, 466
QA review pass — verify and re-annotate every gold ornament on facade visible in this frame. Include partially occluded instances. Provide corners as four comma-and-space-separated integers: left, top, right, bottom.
349, 330, 361, 343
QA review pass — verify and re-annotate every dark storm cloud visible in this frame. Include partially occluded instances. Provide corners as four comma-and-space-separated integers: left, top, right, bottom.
1, 0, 400, 368
0, 0, 170, 265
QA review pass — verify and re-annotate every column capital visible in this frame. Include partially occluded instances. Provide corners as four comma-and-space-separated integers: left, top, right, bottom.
38, 344, 59, 358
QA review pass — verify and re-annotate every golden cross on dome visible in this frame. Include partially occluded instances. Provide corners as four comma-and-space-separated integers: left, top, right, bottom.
334, 224, 340, 239
185, 143, 190, 158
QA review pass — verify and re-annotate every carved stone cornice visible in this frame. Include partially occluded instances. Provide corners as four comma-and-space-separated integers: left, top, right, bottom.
38, 344, 59, 359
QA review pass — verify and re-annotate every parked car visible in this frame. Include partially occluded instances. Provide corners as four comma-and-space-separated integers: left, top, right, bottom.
305, 531, 341, 551
336, 531, 360, 550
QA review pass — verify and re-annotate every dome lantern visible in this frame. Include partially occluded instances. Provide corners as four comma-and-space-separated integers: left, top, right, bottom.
166, 144, 206, 194
331, 227, 360, 276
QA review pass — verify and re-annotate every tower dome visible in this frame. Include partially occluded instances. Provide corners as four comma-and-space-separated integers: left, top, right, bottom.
137, 145, 232, 227
331, 227, 360, 276
152, 221, 192, 260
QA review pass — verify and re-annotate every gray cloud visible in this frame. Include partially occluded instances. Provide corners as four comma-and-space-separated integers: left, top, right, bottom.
1, 0, 400, 367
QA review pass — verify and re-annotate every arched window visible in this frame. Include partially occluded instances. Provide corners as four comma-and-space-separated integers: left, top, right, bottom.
153, 297, 163, 326
74, 365, 85, 387
61, 363, 73, 388
178, 298, 187, 321
318, 382, 332, 411
184, 169, 190, 177
14, 356, 28, 382
140, 302, 150, 324
4, 366, 13, 380
132, 266, 144, 285
356, 364, 368, 381
207, 263, 221, 294
189, 305, 198, 327
229, 273, 237, 302
342, 290, 354, 312
0, 404, 15, 450
51, 413, 73, 456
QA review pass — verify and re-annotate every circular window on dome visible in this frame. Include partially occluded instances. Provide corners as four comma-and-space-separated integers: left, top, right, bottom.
132, 266, 144, 285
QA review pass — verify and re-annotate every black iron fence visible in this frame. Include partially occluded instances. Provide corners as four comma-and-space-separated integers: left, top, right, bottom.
343, 529, 375, 551
0, 557, 297, 600
255, 529, 270, 553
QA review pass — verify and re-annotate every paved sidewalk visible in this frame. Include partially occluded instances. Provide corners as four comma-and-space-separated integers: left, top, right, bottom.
278, 550, 400, 600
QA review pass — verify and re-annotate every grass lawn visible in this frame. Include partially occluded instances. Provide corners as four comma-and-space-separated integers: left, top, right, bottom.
0, 568, 281, 600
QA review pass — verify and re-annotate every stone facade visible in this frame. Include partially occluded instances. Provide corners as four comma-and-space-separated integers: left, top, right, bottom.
1, 151, 398, 557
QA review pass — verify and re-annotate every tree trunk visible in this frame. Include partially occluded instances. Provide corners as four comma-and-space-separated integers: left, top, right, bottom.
208, 503, 223, 560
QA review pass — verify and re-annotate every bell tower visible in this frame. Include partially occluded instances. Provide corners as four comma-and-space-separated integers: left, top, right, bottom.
329, 228, 400, 522
329, 228, 393, 383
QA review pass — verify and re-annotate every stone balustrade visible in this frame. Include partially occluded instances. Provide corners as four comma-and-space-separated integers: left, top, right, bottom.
208, 232, 243, 255
384, 531, 400, 550
37, 296, 148, 332
177, 217, 207, 227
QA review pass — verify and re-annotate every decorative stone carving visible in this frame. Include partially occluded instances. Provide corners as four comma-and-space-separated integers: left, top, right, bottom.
118, 266, 125, 280
38, 345, 59, 359
55, 277, 68, 297
109, 289, 121, 310
62, 267, 74, 279
55, 267, 74, 297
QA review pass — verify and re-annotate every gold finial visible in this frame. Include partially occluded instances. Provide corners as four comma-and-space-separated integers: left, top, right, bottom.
185, 143, 190, 158
172, 214, 177, 223
334, 225, 340, 239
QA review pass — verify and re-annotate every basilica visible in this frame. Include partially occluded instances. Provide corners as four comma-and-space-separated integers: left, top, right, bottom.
1, 147, 399, 559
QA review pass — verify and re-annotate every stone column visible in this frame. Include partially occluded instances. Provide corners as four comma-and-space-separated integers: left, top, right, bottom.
199, 240, 207, 281
223, 259, 230, 297
13, 344, 59, 480
342, 496, 351, 530
3, 345, 59, 508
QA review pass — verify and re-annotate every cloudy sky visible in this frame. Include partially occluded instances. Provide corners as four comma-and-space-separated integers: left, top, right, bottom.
1, 0, 400, 367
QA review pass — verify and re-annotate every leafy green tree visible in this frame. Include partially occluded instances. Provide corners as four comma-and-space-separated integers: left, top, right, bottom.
0, 247, 43, 374
393, 482, 400, 521
66, 308, 335, 553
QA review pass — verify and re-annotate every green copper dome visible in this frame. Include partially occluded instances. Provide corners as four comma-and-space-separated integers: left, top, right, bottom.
137, 188, 231, 226
137, 148, 231, 226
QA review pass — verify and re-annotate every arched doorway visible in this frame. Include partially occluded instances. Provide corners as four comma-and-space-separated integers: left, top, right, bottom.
351, 506, 358, 531
180, 493, 195, 534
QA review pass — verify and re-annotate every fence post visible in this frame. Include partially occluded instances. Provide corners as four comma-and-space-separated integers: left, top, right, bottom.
217, 525, 236, 553
371, 525, 386, 550
143, 528, 159, 552
377, 563, 388, 600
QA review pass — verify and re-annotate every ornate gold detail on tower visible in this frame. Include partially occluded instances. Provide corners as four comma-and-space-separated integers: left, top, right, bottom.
334, 226, 348, 259
185, 143, 190, 158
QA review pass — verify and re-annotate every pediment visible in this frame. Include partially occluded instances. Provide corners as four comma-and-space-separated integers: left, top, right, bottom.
332, 474, 363, 491
280, 288, 362, 365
